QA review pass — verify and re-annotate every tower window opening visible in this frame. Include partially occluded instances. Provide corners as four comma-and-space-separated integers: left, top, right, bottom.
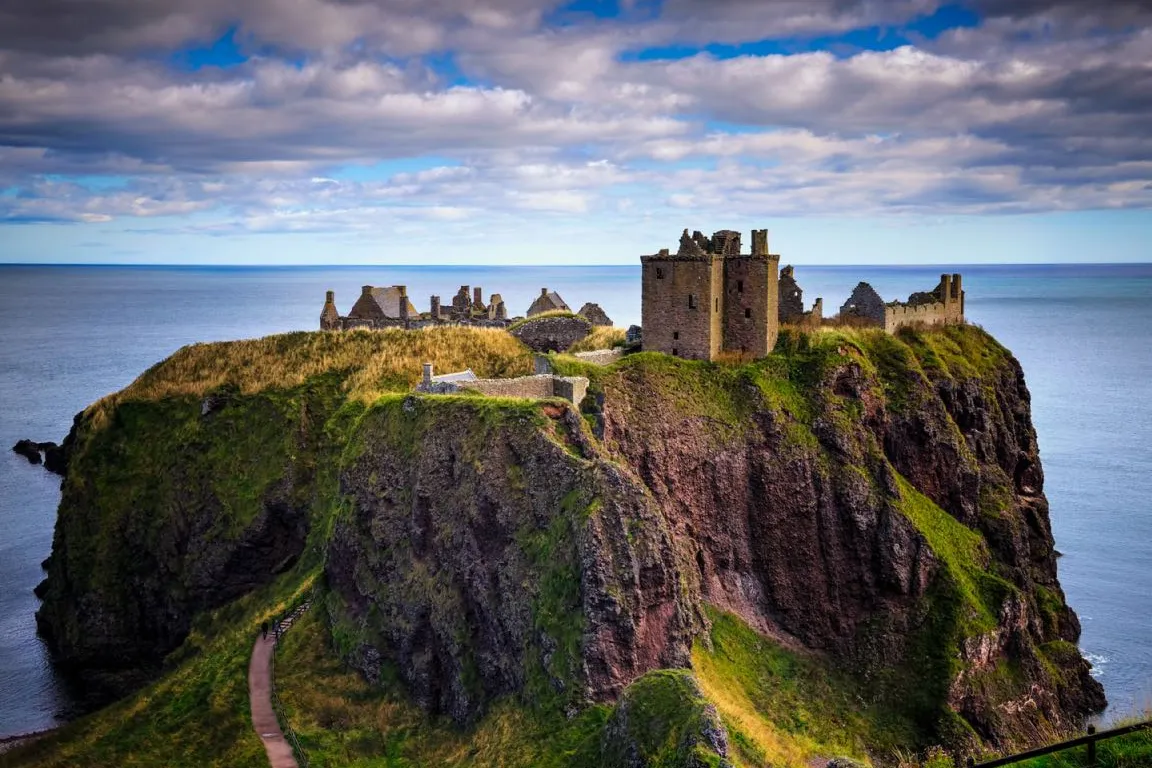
688, 294, 697, 309
656, 268, 665, 279
715, 297, 719, 312
745, 308, 752, 318
738, 280, 744, 293
672, 348, 678, 356
673, 331, 679, 340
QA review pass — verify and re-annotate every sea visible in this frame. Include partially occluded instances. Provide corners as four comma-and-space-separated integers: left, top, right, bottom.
1, 263, 1150, 738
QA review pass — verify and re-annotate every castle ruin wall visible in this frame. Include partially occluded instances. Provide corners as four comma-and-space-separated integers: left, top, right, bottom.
571, 348, 625, 366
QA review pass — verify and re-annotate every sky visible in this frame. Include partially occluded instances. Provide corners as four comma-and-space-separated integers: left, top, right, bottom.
0, 0, 1150, 265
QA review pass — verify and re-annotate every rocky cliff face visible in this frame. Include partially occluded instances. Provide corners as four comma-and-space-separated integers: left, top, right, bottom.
35, 325, 1103, 756
582, 328, 1105, 747
35, 387, 331, 694
325, 397, 695, 724
323, 326, 1102, 749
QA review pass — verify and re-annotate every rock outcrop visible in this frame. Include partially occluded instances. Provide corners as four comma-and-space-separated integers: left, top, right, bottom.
34, 389, 325, 695
33, 324, 1103, 756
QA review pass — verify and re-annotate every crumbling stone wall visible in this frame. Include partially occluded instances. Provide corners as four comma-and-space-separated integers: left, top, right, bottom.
572, 349, 624, 366
884, 273, 965, 333
778, 266, 805, 322
839, 282, 887, 325
416, 374, 589, 406
461, 376, 556, 399
551, 376, 588, 406
320, 291, 341, 330
510, 315, 592, 353
577, 303, 613, 326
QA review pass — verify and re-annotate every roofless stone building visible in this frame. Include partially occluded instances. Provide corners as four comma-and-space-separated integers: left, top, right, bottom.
640, 228, 781, 360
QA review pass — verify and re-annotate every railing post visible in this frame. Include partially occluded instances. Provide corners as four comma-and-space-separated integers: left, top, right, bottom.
1086, 724, 1097, 767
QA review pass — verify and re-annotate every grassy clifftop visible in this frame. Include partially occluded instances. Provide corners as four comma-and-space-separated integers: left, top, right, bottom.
7, 324, 1106, 768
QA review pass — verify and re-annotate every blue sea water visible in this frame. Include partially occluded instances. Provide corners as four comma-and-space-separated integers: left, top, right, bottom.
1, 263, 1150, 738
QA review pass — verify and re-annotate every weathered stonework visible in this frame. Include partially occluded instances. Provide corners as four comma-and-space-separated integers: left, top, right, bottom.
320, 290, 341, 331
348, 285, 417, 321
839, 282, 887, 325
838, 275, 966, 333
509, 315, 592, 353
577, 302, 613, 326
640, 228, 780, 360
527, 288, 570, 317
884, 274, 965, 333
415, 364, 589, 406
320, 285, 511, 331
572, 348, 625, 366
778, 266, 804, 321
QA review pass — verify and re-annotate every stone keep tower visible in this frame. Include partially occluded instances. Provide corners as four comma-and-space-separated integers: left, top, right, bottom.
640, 228, 781, 360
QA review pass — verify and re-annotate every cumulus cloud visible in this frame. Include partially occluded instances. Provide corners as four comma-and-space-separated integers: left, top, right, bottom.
0, 0, 1150, 230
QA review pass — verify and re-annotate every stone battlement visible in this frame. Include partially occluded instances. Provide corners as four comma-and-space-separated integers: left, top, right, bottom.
883, 273, 965, 333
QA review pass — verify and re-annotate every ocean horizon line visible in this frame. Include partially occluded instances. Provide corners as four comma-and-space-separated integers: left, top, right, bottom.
2, 261, 1151, 270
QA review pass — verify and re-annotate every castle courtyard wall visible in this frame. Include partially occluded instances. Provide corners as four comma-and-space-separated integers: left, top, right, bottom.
460, 375, 557, 399
572, 348, 624, 366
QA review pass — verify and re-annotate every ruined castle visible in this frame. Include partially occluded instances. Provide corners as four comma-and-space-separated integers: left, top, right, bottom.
839, 274, 965, 333
321, 284, 509, 331
640, 227, 966, 360
641, 228, 782, 360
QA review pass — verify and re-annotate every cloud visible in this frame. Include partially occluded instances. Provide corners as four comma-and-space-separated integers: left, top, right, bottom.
0, 0, 1150, 232
0, 0, 565, 56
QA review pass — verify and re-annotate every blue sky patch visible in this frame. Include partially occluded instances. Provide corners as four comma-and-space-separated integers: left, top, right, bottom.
169, 26, 249, 71
621, 3, 982, 62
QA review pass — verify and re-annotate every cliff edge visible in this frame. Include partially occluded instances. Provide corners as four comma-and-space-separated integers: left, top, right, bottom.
27, 324, 1103, 766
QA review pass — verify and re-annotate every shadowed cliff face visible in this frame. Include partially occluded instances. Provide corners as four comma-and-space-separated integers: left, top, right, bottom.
324, 398, 696, 724
35, 390, 323, 695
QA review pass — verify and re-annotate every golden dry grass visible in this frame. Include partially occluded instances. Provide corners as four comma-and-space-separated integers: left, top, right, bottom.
86, 326, 534, 427
566, 326, 627, 353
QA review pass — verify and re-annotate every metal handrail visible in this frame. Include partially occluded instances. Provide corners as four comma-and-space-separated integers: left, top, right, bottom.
267, 588, 315, 768
968, 720, 1152, 767
268, 642, 309, 768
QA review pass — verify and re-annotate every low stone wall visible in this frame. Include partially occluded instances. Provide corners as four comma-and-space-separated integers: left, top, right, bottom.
416, 373, 589, 405
883, 302, 963, 333
572, 348, 624, 366
461, 375, 557, 400
509, 315, 592, 352
551, 377, 588, 406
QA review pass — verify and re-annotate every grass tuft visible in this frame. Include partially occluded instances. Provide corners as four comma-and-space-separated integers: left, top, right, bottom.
86, 326, 533, 429
566, 326, 627, 353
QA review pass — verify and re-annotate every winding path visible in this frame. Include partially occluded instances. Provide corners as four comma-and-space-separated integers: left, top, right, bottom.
248, 634, 299, 768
